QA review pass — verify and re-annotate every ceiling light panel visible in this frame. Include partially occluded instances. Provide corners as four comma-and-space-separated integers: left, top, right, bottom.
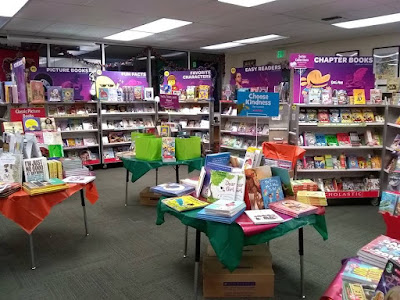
132, 18, 192, 33
234, 34, 286, 44
218, 0, 276, 8
333, 13, 400, 29
201, 42, 243, 50
0, 0, 29, 17
104, 30, 154, 41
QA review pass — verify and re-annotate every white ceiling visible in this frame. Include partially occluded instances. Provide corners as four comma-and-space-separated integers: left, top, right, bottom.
1, 0, 400, 53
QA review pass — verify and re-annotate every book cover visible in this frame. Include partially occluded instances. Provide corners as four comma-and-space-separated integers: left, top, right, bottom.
144, 87, 154, 100
370, 89, 382, 103
30, 81, 45, 104
134, 86, 143, 100
43, 132, 63, 145
162, 195, 208, 212
269, 200, 318, 217
151, 183, 195, 197
204, 199, 245, 214
245, 165, 272, 210
195, 167, 206, 198
260, 176, 284, 208
162, 137, 176, 162
358, 235, 400, 266
342, 258, 383, 285
315, 133, 326, 146
62, 88, 74, 102
342, 282, 367, 300
242, 150, 256, 170
66, 138, 76, 147
325, 135, 338, 146
379, 191, 399, 215
205, 152, 230, 167
0, 153, 22, 183
47, 86, 62, 102
208, 170, 238, 203
63, 176, 96, 184
353, 89, 366, 105
271, 167, 294, 196
3, 121, 23, 134
198, 85, 209, 99
337, 133, 351, 146
160, 125, 170, 137
22, 116, 41, 132
23, 157, 49, 182
235, 174, 246, 203
40, 117, 56, 131
34, 131, 44, 144
374, 259, 400, 299
244, 209, 285, 225
98, 87, 109, 101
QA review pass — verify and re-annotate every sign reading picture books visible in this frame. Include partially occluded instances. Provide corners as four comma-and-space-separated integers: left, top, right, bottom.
237, 91, 279, 117
293, 55, 375, 103
10, 107, 46, 122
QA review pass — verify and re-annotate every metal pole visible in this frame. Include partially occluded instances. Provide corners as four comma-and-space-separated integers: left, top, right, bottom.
125, 169, 129, 207
194, 229, 201, 298
187, 51, 191, 70
147, 48, 152, 87
101, 43, 106, 71
183, 225, 188, 258
299, 228, 305, 298
46, 43, 50, 67
29, 234, 36, 270
175, 165, 179, 183
156, 168, 159, 185
80, 189, 89, 236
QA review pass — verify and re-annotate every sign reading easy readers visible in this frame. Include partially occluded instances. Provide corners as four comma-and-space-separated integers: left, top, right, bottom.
237, 92, 279, 117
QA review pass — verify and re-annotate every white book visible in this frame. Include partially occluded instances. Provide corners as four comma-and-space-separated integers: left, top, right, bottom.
63, 176, 96, 184
234, 173, 245, 203
23, 157, 49, 182
242, 151, 255, 170
245, 209, 285, 225
208, 170, 238, 203
195, 167, 206, 198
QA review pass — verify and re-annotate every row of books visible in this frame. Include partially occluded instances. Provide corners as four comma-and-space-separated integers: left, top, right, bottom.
304, 88, 382, 105
299, 108, 384, 124
299, 131, 382, 147
160, 84, 210, 100
321, 177, 380, 192
65, 149, 99, 161
221, 135, 262, 150
23, 178, 68, 195
159, 106, 210, 114
101, 118, 154, 130
48, 104, 96, 116
159, 119, 209, 129
103, 146, 130, 160
298, 154, 382, 170
102, 132, 131, 144
99, 86, 153, 101
101, 104, 155, 113
62, 136, 98, 147
3, 118, 57, 134
57, 120, 97, 131
223, 121, 269, 136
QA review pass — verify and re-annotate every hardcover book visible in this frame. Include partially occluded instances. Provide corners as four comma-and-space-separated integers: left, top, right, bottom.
162, 195, 208, 212
23, 116, 41, 132
161, 137, 176, 162
3, 121, 23, 134
205, 152, 230, 167
370, 89, 382, 103
98, 87, 109, 101
40, 117, 56, 131
245, 165, 272, 210
208, 170, 238, 203
23, 157, 49, 182
245, 209, 285, 225
374, 259, 400, 299
29, 81, 45, 104
259, 176, 284, 208
235, 174, 246, 203
62, 88, 74, 102
47, 86, 62, 102
379, 191, 399, 215
342, 258, 383, 285
353, 89, 366, 105
133, 86, 143, 100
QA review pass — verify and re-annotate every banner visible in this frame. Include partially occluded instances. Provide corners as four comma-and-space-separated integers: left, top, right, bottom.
12, 58, 27, 103
293, 56, 375, 103
162, 70, 212, 91
230, 64, 283, 91
160, 94, 179, 110
237, 92, 279, 117
95, 70, 148, 96
29, 67, 93, 100
10, 107, 46, 122
289, 53, 315, 69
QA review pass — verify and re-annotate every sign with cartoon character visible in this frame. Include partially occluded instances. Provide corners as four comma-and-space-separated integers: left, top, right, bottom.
162, 70, 212, 91
237, 91, 279, 117
293, 56, 374, 103
94, 71, 148, 98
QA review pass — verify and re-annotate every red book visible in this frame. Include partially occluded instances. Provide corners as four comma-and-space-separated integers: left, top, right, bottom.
269, 200, 318, 218
336, 133, 351, 146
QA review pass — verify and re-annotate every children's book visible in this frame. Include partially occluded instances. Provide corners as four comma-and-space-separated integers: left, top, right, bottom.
315, 133, 326, 146
259, 176, 284, 208
40, 117, 56, 131
196, 206, 245, 224
325, 135, 338, 146
150, 183, 195, 197
242, 149, 256, 170
269, 200, 318, 218
353, 89, 366, 105
370, 89, 382, 103
244, 165, 272, 210
271, 166, 293, 196
208, 170, 238, 203
29, 81, 45, 104
204, 199, 246, 216
379, 191, 399, 215
357, 235, 400, 268
374, 259, 400, 299
0, 153, 23, 183
234, 173, 246, 202
133, 86, 143, 100
245, 209, 285, 225
162, 137, 176, 162
337, 133, 351, 146
62, 88, 74, 102
205, 152, 231, 167
98, 87, 109, 101
47, 86, 62, 102
391, 135, 400, 151
342, 282, 367, 300
23, 157, 49, 182
23, 116, 41, 132
162, 195, 208, 212
198, 85, 210, 99
195, 167, 206, 198
342, 258, 383, 285
160, 125, 170, 137
3, 121, 23, 134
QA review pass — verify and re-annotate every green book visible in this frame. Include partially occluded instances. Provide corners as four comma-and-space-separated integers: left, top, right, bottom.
325, 135, 338, 146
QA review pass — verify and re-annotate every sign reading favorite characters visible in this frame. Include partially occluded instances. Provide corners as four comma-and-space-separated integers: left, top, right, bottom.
162, 70, 212, 91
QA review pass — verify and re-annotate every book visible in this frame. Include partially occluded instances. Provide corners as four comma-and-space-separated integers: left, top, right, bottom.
271, 166, 294, 196
374, 259, 400, 299
3, 121, 23, 134
29, 81, 45, 104
198, 85, 209, 99
0, 153, 23, 183
208, 170, 238, 203
99, 87, 109, 101
297, 191, 327, 206
342, 282, 367, 300
337, 133, 351, 146
62, 88, 74, 101
43, 131, 63, 145
242, 149, 256, 170
370, 89, 382, 103
357, 235, 400, 268
47, 86, 62, 102
245, 165, 272, 210
235, 174, 246, 203
259, 176, 284, 208
23, 157, 49, 182
353, 89, 366, 105
134, 86, 143, 100
379, 191, 399, 215
23, 116, 41, 132
150, 183, 195, 197
161, 137, 176, 162
196, 207, 245, 224
325, 134, 338, 146
269, 200, 318, 218
195, 167, 206, 198
40, 117, 56, 131
204, 199, 246, 217
161, 195, 209, 212
23, 178, 68, 196
391, 135, 400, 151
342, 258, 383, 285
144, 87, 154, 100
244, 209, 285, 225
204, 152, 230, 167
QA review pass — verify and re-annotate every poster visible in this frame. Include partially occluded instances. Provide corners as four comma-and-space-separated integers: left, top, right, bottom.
230, 64, 283, 91
237, 92, 279, 117
293, 56, 375, 103
289, 53, 315, 69
160, 94, 179, 110
11, 58, 27, 103
29, 67, 93, 100
162, 70, 212, 91
10, 107, 46, 122
95, 70, 148, 97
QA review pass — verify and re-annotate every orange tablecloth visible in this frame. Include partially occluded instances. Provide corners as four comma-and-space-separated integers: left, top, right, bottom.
0, 182, 99, 234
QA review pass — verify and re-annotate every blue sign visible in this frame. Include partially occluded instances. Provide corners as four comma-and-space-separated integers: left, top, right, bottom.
237, 92, 279, 117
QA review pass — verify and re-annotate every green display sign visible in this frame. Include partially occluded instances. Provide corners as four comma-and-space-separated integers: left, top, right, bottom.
192, 61, 197, 68
277, 50, 286, 59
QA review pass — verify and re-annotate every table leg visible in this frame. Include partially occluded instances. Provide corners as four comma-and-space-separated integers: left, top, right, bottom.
183, 225, 188, 258
175, 165, 179, 183
29, 234, 36, 270
194, 229, 200, 299
156, 168, 159, 185
299, 228, 305, 299
125, 169, 129, 207
80, 189, 89, 236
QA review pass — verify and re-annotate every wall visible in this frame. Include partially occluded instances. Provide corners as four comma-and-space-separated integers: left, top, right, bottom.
224, 33, 400, 83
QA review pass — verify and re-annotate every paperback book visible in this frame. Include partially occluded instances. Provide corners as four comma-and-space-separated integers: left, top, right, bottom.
204, 199, 246, 217
23, 157, 49, 182
379, 191, 399, 215
269, 200, 318, 218
196, 207, 245, 224
342, 258, 383, 285
161, 195, 209, 212
161, 137, 176, 162
357, 235, 400, 268
150, 183, 195, 197
244, 209, 285, 225
374, 259, 400, 299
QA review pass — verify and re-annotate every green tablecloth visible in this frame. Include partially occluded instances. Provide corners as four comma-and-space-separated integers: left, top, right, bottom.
121, 157, 204, 183
156, 201, 328, 271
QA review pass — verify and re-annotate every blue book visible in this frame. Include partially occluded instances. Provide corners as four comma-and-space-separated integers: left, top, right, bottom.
260, 176, 284, 208
205, 152, 231, 167
150, 183, 195, 197
196, 207, 245, 224
315, 133, 326, 146
379, 191, 399, 215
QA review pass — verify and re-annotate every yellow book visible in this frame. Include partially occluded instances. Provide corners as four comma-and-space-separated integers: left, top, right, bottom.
353, 89, 366, 105
55, 161, 63, 179
161, 195, 208, 212
296, 191, 327, 206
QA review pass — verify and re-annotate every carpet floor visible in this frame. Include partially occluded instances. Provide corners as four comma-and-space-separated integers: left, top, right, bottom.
0, 165, 385, 299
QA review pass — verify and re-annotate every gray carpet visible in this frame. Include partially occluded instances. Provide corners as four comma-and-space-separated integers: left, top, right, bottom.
0, 166, 386, 299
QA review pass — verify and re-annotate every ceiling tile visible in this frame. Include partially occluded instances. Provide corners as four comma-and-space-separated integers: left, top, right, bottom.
3, 18, 53, 33
40, 23, 89, 35
73, 26, 124, 39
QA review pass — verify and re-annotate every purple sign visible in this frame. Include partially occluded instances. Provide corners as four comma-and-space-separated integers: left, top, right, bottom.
29, 67, 92, 100
289, 53, 315, 69
293, 56, 375, 103
230, 64, 283, 92
12, 58, 27, 103
95, 71, 148, 88
162, 70, 212, 91
160, 94, 179, 110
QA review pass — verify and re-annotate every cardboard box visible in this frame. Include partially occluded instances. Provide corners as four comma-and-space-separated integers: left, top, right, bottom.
206, 244, 271, 258
139, 187, 161, 206
203, 256, 274, 298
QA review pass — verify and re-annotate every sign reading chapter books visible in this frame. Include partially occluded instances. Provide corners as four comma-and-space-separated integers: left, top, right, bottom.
237, 92, 279, 117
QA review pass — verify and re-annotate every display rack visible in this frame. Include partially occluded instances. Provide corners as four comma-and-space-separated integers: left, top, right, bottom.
158, 100, 214, 151
219, 100, 289, 156
290, 103, 386, 201
100, 100, 157, 167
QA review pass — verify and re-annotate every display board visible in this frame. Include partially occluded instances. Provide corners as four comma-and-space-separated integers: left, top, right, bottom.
94, 71, 148, 97
162, 70, 213, 91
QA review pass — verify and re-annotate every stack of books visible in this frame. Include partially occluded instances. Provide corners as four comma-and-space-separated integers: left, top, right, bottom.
357, 235, 400, 268
269, 200, 318, 218
61, 158, 92, 177
150, 183, 195, 197
63, 176, 96, 184
23, 178, 68, 196
0, 182, 21, 198
161, 195, 209, 212
291, 179, 318, 194
342, 258, 383, 286
296, 191, 327, 206
196, 200, 246, 224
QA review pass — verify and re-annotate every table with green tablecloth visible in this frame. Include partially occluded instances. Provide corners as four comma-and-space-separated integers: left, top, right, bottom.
157, 200, 328, 298
121, 156, 204, 206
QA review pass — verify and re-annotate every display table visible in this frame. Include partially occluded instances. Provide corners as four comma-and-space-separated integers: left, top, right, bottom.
0, 182, 99, 269
157, 201, 328, 298
121, 156, 204, 206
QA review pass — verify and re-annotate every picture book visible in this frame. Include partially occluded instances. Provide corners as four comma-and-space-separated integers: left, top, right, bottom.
0, 153, 23, 183
162, 195, 208, 212
259, 176, 284, 208
314, 156, 325, 169
337, 133, 351, 146
370, 89, 382, 103
196, 207, 245, 224
198, 85, 209, 99
205, 152, 230, 167
161, 137, 176, 162
321, 89, 332, 104
29, 81, 45, 104
245, 165, 272, 210
186, 86, 196, 99
315, 133, 326, 146
379, 191, 399, 215
40, 117, 56, 131
269, 200, 318, 218
271, 166, 294, 196
23, 157, 49, 182
204, 199, 246, 216
374, 259, 400, 299
134, 86, 143, 100
242, 149, 256, 170
151, 183, 195, 197
160, 125, 170, 137
3, 121, 23, 134
342, 282, 367, 300
62, 88, 74, 102
342, 258, 383, 285
353, 89, 366, 105
47, 86, 62, 102
307, 88, 321, 104
23, 116, 41, 132
325, 135, 338, 146
98, 87, 109, 101
245, 209, 285, 225
357, 235, 400, 268
208, 170, 238, 203
201, 163, 234, 199
43, 132, 63, 145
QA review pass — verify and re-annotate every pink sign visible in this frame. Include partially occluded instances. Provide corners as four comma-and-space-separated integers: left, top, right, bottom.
289, 53, 315, 69
160, 94, 179, 110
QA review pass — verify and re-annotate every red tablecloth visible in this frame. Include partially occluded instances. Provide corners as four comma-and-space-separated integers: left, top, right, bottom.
0, 182, 99, 234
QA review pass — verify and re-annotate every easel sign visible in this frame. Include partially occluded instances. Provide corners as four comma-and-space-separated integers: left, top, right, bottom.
237, 91, 279, 117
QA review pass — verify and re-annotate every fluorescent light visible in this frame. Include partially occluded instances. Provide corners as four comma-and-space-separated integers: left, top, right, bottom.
132, 18, 191, 33
218, 0, 276, 7
234, 34, 286, 44
333, 13, 400, 29
0, 0, 28, 17
201, 42, 243, 50
104, 30, 153, 41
